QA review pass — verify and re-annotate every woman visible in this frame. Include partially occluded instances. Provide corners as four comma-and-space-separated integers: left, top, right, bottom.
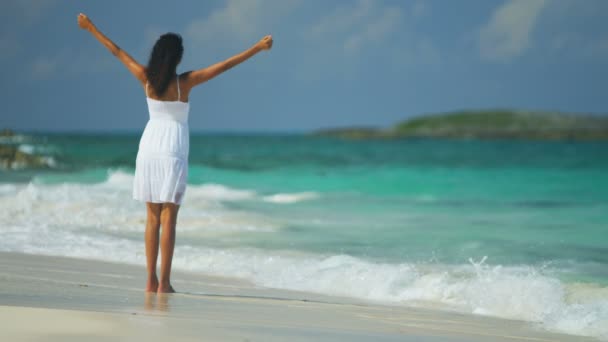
77, 13, 272, 293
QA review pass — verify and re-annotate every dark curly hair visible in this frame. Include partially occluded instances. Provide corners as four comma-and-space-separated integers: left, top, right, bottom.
145, 33, 183, 96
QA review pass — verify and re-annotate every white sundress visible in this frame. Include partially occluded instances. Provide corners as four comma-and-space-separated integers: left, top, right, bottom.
133, 76, 190, 205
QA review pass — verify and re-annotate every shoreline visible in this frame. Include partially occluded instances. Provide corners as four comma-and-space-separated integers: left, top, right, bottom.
0, 251, 597, 341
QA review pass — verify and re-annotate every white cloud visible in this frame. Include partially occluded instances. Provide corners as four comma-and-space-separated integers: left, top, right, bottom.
344, 7, 402, 53
543, 1, 608, 60
412, 1, 429, 18
185, 0, 300, 46
27, 49, 116, 80
296, 1, 440, 81
550, 32, 580, 52
479, 0, 548, 62
306, 0, 403, 54
307, 0, 374, 38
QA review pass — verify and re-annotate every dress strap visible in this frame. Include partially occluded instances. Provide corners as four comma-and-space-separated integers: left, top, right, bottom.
176, 75, 181, 102
145, 82, 149, 98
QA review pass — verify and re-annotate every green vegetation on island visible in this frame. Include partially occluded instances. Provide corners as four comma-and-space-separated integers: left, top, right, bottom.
313, 110, 608, 141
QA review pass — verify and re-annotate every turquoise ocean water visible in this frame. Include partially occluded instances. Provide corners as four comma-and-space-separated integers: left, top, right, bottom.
1, 133, 607, 339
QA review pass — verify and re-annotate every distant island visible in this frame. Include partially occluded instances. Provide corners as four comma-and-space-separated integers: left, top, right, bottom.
312, 110, 608, 141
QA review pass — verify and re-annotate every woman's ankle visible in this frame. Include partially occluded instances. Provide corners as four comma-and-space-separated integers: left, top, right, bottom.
157, 279, 175, 293
145, 275, 158, 292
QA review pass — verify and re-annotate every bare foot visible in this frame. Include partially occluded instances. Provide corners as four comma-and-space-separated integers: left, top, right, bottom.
157, 283, 175, 293
146, 276, 159, 292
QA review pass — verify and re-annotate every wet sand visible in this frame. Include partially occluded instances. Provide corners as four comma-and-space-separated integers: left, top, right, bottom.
0, 252, 596, 341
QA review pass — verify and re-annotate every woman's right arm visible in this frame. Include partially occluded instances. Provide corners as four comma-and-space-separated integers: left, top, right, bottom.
77, 13, 146, 84
183, 35, 273, 88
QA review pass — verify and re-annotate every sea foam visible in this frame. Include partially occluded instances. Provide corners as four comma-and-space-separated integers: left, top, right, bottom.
0, 171, 606, 340
262, 191, 319, 204
173, 250, 608, 340
188, 183, 256, 201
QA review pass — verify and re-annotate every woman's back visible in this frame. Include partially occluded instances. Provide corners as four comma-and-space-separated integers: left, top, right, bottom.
145, 76, 189, 103
145, 75, 190, 124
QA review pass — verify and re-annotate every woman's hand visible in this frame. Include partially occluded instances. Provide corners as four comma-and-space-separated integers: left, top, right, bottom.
257, 35, 273, 51
77, 13, 93, 31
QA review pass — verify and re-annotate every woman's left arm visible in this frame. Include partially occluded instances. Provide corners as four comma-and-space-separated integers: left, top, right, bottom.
77, 13, 146, 84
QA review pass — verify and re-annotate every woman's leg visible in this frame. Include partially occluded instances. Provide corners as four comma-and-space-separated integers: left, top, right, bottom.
158, 203, 179, 293
145, 202, 162, 292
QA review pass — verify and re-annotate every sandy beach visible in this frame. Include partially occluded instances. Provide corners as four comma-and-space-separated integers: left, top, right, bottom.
0, 252, 596, 342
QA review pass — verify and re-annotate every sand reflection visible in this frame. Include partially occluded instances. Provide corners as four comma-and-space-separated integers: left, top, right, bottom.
144, 292, 171, 312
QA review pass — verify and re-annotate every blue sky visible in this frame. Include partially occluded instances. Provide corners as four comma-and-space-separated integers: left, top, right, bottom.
1, 0, 607, 132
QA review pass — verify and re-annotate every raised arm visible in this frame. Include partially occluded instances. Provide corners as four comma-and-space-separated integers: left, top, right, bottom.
77, 13, 146, 84
183, 35, 273, 89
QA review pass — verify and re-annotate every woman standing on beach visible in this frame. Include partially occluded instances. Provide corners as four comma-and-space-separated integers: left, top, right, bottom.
77, 13, 273, 293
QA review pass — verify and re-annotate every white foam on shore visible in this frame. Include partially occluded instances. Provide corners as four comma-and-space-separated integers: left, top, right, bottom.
1, 171, 281, 236
17, 144, 36, 155
102, 169, 135, 188
2, 225, 607, 339
102, 170, 320, 204
263, 192, 319, 204
0, 134, 30, 144
188, 183, 257, 201
173, 250, 608, 340
5, 226, 606, 340
0, 184, 19, 195
0, 170, 606, 340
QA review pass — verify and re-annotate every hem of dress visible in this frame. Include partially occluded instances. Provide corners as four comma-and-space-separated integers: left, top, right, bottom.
133, 196, 183, 205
